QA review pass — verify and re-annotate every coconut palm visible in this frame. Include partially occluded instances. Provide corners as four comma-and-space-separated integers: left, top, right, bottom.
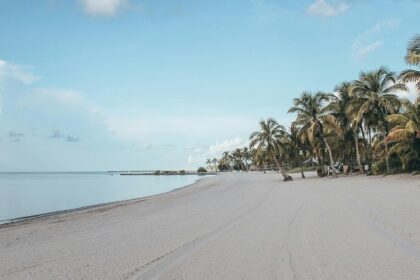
242, 147, 252, 172
328, 82, 364, 173
285, 124, 308, 178
211, 158, 219, 172
218, 151, 231, 171
288, 92, 338, 177
385, 98, 420, 170
204, 36, 420, 175
249, 118, 293, 181
400, 69, 420, 93
405, 35, 420, 66
205, 159, 212, 171
231, 148, 246, 171
353, 67, 407, 172
252, 148, 269, 172
400, 35, 420, 93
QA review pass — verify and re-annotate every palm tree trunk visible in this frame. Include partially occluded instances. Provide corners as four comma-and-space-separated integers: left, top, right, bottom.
368, 127, 373, 172
385, 141, 390, 173
359, 124, 367, 172
300, 165, 305, 178
381, 114, 391, 173
271, 152, 292, 181
323, 139, 338, 178
353, 128, 363, 174
321, 149, 326, 176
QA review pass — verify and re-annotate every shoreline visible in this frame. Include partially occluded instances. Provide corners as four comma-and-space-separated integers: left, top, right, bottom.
2, 172, 417, 228
1, 172, 420, 279
0, 175, 213, 228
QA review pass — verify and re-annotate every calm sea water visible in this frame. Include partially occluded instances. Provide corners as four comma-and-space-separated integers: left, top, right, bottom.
0, 172, 204, 223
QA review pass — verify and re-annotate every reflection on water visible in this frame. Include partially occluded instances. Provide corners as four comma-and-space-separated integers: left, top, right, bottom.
0, 172, 203, 223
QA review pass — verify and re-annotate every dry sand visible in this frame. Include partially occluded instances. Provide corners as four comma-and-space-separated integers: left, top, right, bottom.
1, 172, 420, 280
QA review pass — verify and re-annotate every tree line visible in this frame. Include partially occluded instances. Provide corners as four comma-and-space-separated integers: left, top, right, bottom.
202, 35, 420, 180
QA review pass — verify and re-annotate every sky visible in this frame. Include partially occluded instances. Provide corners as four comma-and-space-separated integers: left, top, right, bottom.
0, 0, 419, 171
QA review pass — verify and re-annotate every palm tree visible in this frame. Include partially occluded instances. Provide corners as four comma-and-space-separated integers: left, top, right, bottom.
353, 67, 407, 172
288, 92, 338, 177
249, 118, 293, 181
231, 149, 245, 171
385, 98, 420, 170
219, 151, 231, 171
211, 158, 219, 172
405, 35, 420, 66
285, 124, 308, 178
400, 35, 420, 94
328, 82, 364, 173
205, 158, 212, 171
252, 148, 269, 172
242, 147, 252, 172
400, 69, 420, 93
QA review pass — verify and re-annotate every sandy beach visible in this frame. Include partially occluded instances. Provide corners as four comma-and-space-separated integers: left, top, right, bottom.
1, 172, 420, 279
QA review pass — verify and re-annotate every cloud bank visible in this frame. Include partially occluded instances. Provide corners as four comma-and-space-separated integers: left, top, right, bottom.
187, 137, 249, 164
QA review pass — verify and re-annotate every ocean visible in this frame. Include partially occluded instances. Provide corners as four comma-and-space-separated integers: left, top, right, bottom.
0, 172, 204, 224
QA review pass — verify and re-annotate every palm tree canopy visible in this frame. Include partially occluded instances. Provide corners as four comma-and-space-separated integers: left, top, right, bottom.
406, 35, 420, 66
353, 67, 407, 130
399, 35, 420, 93
288, 91, 330, 119
400, 69, 420, 92
249, 118, 287, 153
325, 82, 355, 127
288, 91, 336, 144
386, 98, 420, 143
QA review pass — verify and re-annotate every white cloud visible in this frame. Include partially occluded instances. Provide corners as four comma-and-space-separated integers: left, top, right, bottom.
0, 59, 40, 84
101, 114, 251, 145
79, 0, 130, 17
36, 88, 86, 106
351, 20, 399, 61
357, 20, 399, 42
0, 59, 41, 113
187, 137, 248, 164
354, 41, 384, 60
208, 138, 248, 155
306, 0, 349, 17
25, 88, 253, 150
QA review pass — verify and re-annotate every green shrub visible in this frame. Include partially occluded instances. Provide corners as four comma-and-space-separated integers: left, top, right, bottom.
197, 167, 207, 173
217, 163, 230, 171
373, 156, 404, 175
372, 161, 386, 175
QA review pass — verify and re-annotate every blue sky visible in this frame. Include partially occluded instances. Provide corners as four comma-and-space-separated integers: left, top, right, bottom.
0, 0, 419, 171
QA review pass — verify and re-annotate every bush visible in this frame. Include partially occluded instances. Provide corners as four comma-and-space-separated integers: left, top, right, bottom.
372, 161, 387, 175
372, 156, 403, 175
197, 167, 207, 173
406, 158, 420, 171
218, 163, 230, 171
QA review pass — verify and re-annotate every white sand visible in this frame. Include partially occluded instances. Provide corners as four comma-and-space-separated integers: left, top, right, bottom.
1, 172, 420, 279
